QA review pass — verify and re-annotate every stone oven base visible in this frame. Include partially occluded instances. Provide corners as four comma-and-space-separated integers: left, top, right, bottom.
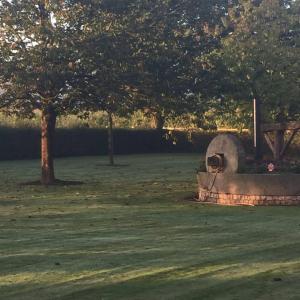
197, 172, 300, 206
198, 189, 300, 206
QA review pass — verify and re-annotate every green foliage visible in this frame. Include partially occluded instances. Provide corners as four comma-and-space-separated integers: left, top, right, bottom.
126, 0, 236, 128
0, 111, 218, 130
215, 0, 300, 124
0, 0, 299, 132
75, 1, 138, 116
0, 0, 85, 116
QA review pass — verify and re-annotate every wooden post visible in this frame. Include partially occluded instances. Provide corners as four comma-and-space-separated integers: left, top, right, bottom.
253, 98, 262, 161
262, 122, 300, 161
274, 130, 284, 161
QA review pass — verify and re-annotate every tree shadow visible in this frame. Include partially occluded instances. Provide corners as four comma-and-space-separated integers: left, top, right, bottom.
96, 163, 130, 168
20, 179, 84, 186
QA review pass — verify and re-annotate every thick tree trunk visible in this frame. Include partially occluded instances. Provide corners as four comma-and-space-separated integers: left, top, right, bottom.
41, 106, 56, 185
108, 111, 114, 166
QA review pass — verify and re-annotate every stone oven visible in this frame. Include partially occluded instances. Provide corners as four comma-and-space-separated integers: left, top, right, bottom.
197, 134, 300, 206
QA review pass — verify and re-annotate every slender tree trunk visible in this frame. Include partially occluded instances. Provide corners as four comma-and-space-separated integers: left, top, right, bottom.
41, 106, 56, 185
108, 111, 114, 166
274, 104, 285, 161
152, 112, 164, 131
253, 97, 262, 161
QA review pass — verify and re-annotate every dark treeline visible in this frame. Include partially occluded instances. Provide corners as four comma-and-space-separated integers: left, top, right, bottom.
2, 127, 298, 161
0, 0, 299, 184
0, 127, 255, 160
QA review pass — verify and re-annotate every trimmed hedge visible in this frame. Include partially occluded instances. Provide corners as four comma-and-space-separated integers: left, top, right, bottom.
0, 127, 204, 160
0, 126, 284, 160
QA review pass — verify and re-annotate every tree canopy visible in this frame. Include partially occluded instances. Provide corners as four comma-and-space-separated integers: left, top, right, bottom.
0, 0, 299, 180
213, 0, 300, 128
0, 0, 85, 116
122, 0, 238, 129
0, 0, 87, 184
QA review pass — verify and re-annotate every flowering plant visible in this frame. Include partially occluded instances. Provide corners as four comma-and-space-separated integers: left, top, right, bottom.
267, 163, 275, 172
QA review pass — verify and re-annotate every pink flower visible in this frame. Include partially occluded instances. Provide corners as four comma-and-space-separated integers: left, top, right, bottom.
267, 163, 275, 172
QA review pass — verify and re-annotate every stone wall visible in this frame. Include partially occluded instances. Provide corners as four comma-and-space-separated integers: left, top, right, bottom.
198, 189, 300, 206
197, 172, 300, 206
197, 172, 300, 196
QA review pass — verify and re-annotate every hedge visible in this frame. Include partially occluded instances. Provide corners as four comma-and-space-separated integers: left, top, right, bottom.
0, 126, 293, 161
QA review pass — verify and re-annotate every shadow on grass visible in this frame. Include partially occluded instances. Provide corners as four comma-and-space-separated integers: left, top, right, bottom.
96, 163, 130, 168
20, 179, 84, 186
1, 260, 293, 300
63, 257, 299, 299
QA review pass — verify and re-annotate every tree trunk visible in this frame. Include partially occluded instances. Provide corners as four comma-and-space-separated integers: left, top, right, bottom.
274, 103, 285, 161
41, 106, 56, 185
152, 112, 164, 131
253, 97, 263, 161
108, 111, 114, 166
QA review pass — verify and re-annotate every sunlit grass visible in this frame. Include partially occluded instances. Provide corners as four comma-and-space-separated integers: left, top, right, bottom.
1, 154, 300, 299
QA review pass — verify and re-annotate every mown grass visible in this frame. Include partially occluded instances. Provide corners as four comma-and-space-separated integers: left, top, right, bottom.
1, 154, 300, 300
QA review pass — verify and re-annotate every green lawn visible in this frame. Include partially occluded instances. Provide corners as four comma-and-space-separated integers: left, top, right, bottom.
1, 154, 300, 300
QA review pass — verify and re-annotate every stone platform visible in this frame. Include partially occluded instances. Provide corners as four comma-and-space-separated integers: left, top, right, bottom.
197, 172, 300, 206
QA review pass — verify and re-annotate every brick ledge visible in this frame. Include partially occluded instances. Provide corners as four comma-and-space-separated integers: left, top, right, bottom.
198, 189, 300, 206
